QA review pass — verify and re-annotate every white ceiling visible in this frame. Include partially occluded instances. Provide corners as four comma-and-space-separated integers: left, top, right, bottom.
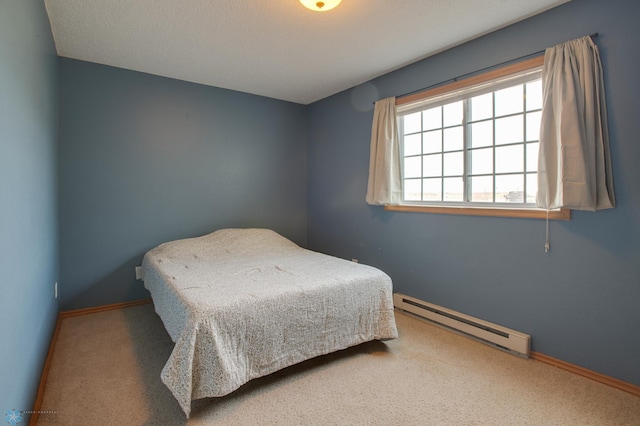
44, 0, 569, 105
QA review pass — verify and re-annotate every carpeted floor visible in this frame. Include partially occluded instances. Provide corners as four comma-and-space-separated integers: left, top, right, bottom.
37, 304, 640, 425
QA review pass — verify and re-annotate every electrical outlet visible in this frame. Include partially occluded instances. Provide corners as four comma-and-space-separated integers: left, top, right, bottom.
54, 282, 58, 299
135, 266, 143, 280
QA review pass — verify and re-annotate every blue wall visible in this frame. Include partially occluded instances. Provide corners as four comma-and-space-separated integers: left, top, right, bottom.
307, 0, 640, 386
0, 0, 59, 415
58, 59, 308, 310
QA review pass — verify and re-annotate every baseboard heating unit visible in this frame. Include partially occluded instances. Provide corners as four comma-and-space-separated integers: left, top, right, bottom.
393, 293, 531, 357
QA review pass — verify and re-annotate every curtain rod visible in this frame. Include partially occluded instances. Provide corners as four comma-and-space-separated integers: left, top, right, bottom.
378, 33, 599, 104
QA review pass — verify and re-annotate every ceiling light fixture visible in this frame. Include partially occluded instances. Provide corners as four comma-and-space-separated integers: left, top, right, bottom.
299, 0, 342, 12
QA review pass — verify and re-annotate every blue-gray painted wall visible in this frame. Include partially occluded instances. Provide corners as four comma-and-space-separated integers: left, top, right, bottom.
307, 0, 640, 386
0, 0, 59, 415
58, 59, 308, 310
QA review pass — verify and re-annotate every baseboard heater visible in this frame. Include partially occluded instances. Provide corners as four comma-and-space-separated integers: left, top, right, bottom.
393, 293, 531, 357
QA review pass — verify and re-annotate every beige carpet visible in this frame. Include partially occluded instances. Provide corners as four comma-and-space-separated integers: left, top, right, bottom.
37, 303, 640, 425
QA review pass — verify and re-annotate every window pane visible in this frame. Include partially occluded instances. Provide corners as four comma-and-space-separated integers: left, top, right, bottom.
443, 126, 463, 151
526, 111, 541, 141
471, 93, 493, 121
470, 148, 493, 175
443, 101, 463, 127
443, 151, 463, 176
423, 130, 442, 154
495, 115, 523, 145
423, 107, 442, 131
496, 174, 524, 203
423, 154, 442, 178
422, 178, 442, 201
526, 173, 537, 204
526, 142, 538, 172
495, 144, 524, 174
495, 84, 524, 117
470, 120, 493, 148
403, 133, 421, 156
404, 156, 421, 178
403, 112, 421, 134
404, 179, 421, 201
398, 61, 542, 210
444, 177, 464, 202
470, 176, 493, 202
526, 80, 542, 111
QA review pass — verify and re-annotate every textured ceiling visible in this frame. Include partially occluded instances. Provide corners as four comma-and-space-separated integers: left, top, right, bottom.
45, 0, 569, 105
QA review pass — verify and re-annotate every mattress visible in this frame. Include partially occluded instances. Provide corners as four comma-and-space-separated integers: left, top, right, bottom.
141, 228, 398, 417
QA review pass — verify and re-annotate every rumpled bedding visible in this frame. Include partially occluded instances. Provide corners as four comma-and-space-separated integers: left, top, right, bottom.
141, 228, 398, 417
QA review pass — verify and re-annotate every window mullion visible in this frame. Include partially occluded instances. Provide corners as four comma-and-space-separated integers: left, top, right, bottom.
463, 99, 471, 203
492, 91, 496, 203
399, 118, 405, 201
420, 112, 424, 202
523, 83, 528, 201
439, 108, 444, 202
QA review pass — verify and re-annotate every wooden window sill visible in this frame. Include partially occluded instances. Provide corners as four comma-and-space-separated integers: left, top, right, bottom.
384, 204, 571, 220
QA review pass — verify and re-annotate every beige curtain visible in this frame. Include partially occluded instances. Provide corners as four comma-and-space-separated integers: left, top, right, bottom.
536, 36, 615, 211
366, 97, 402, 205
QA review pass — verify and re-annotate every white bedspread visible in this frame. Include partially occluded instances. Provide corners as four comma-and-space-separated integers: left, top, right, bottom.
141, 228, 397, 417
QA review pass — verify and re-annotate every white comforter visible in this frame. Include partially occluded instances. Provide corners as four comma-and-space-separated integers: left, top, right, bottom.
141, 228, 398, 417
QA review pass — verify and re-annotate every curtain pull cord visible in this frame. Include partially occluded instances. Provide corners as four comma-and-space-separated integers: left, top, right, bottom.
545, 209, 550, 253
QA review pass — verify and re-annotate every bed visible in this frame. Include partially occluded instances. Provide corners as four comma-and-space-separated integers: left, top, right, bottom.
141, 228, 398, 417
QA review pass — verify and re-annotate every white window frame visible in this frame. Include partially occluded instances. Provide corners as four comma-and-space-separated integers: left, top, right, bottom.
386, 56, 570, 220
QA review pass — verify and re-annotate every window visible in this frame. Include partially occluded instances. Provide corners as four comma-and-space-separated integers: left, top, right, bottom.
388, 56, 569, 220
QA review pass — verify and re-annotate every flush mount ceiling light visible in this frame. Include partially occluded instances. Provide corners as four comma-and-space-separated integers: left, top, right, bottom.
299, 0, 342, 12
